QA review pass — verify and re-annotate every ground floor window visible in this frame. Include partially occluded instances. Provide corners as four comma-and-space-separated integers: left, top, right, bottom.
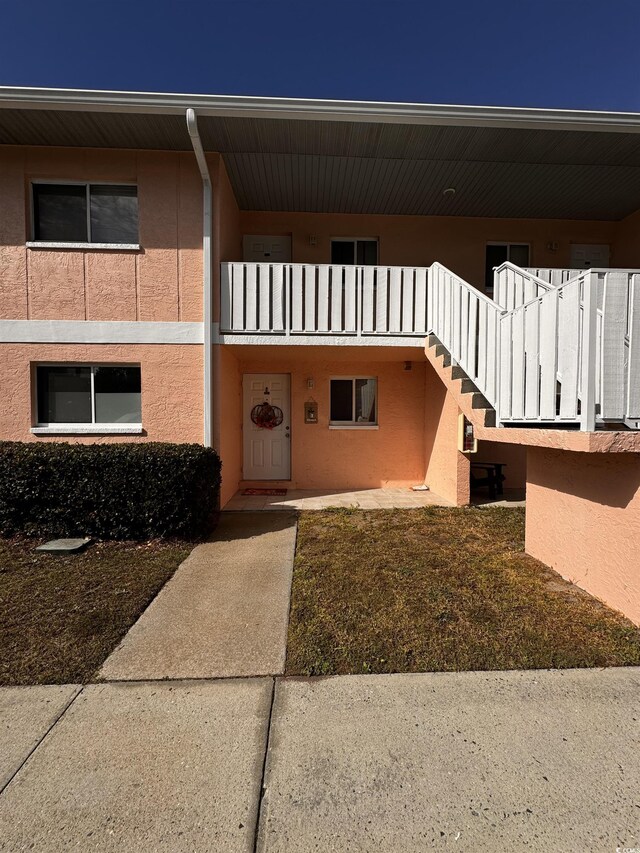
36, 365, 141, 426
330, 377, 377, 426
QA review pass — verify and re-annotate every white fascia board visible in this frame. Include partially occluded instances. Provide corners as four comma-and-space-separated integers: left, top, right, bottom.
0, 320, 203, 345
216, 333, 427, 347
2, 86, 640, 133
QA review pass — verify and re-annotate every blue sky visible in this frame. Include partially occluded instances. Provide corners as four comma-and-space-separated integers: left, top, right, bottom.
1, 0, 639, 110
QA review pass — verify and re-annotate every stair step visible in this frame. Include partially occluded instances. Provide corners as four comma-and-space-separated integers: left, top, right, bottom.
471, 392, 492, 410
450, 365, 466, 380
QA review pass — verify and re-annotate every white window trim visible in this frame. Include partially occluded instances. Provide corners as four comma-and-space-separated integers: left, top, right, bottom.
30, 180, 139, 248
34, 363, 142, 433
330, 237, 379, 264
31, 425, 143, 435
329, 376, 378, 427
26, 241, 140, 251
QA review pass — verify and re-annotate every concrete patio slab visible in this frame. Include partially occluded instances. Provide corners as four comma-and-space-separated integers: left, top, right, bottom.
99, 511, 296, 680
0, 685, 80, 791
225, 487, 453, 511
258, 668, 640, 852
0, 679, 272, 853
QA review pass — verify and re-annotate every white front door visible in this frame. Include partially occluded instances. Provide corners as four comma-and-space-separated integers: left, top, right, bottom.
242, 235, 292, 263
243, 374, 291, 480
569, 243, 610, 268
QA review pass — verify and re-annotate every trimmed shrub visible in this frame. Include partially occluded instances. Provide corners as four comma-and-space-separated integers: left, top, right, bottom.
0, 442, 221, 540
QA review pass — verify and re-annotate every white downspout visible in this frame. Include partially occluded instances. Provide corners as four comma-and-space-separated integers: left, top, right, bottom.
186, 108, 213, 447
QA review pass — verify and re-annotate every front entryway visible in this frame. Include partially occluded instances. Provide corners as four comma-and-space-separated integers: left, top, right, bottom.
243, 373, 291, 480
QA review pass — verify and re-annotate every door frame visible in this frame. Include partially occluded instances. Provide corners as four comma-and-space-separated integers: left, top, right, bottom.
242, 372, 292, 481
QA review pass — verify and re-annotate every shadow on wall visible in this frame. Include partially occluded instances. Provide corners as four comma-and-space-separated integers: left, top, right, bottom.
474, 440, 527, 490
527, 449, 640, 509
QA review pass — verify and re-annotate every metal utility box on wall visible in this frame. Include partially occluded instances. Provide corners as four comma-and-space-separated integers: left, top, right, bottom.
304, 401, 318, 424
458, 414, 477, 453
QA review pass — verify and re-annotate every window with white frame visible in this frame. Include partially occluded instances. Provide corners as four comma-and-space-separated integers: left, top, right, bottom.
330, 238, 378, 265
330, 377, 377, 425
36, 365, 141, 427
31, 183, 139, 245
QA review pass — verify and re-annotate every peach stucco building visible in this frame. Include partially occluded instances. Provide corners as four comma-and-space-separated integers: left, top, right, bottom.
1, 87, 640, 623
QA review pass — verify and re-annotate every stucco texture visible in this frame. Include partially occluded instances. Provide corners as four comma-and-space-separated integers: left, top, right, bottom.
0, 343, 203, 444
423, 362, 469, 505
238, 210, 629, 291
525, 447, 640, 625
218, 345, 438, 500
0, 146, 203, 323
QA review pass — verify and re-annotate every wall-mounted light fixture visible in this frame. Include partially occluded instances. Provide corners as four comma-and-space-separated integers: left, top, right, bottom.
307, 377, 315, 389
404, 361, 412, 371
546, 241, 559, 252
309, 235, 318, 246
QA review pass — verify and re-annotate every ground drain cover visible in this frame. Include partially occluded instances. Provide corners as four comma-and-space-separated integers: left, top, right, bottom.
35, 538, 91, 554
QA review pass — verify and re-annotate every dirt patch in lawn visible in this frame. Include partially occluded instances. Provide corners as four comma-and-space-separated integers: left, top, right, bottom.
286, 507, 640, 675
0, 538, 193, 685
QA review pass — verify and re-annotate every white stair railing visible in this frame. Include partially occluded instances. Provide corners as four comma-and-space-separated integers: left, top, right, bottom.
497, 271, 599, 429
493, 262, 553, 309
523, 267, 583, 287
429, 262, 503, 406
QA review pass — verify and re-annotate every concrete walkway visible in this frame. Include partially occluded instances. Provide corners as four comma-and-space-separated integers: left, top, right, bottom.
224, 486, 453, 511
1, 669, 639, 852
99, 511, 297, 680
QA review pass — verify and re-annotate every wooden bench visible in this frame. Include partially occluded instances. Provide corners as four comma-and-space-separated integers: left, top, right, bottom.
470, 462, 506, 499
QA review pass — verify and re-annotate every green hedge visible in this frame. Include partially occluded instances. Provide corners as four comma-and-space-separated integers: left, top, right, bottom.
0, 442, 221, 540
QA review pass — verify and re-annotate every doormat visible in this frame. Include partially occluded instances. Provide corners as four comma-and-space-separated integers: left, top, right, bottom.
241, 488, 288, 496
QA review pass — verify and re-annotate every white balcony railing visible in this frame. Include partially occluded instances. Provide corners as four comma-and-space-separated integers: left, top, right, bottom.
220, 262, 429, 339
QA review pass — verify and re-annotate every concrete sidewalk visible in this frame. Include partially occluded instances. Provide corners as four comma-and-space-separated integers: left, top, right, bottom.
1, 668, 639, 852
99, 511, 297, 680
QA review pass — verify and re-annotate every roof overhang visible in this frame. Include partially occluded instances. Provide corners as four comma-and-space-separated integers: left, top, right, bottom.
2, 86, 640, 220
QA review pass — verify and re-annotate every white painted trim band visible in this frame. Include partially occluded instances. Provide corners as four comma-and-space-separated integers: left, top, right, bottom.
0, 320, 203, 344
26, 241, 141, 251
31, 425, 144, 435
216, 333, 426, 348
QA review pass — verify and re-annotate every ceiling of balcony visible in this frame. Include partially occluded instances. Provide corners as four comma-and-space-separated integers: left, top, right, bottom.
2, 96, 640, 220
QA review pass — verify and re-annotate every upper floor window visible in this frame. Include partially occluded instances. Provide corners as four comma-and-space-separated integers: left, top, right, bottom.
32, 183, 138, 245
330, 238, 378, 265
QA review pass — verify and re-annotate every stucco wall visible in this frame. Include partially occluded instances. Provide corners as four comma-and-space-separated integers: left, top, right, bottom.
238, 210, 622, 290
217, 345, 429, 499
526, 447, 640, 625
0, 343, 203, 444
218, 345, 243, 506
0, 146, 203, 322
475, 440, 527, 490
612, 208, 640, 268
423, 362, 469, 505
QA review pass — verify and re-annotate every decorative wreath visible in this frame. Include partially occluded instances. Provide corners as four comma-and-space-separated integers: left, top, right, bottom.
251, 402, 284, 430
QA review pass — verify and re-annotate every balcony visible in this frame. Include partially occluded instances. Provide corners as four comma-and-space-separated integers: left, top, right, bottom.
219, 262, 429, 346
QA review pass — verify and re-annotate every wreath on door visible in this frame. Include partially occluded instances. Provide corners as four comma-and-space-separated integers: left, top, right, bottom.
251, 402, 284, 430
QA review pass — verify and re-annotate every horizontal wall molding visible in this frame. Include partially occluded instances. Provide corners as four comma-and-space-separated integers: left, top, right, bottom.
216, 332, 426, 348
0, 320, 203, 345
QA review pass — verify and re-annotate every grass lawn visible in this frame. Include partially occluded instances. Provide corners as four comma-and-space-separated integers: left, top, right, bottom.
286, 507, 640, 675
0, 538, 193, 685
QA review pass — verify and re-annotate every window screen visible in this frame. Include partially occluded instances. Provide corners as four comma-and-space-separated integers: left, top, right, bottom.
33, 185, 88, 242
32, 184, 138, 244
36, 365, 141, 425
